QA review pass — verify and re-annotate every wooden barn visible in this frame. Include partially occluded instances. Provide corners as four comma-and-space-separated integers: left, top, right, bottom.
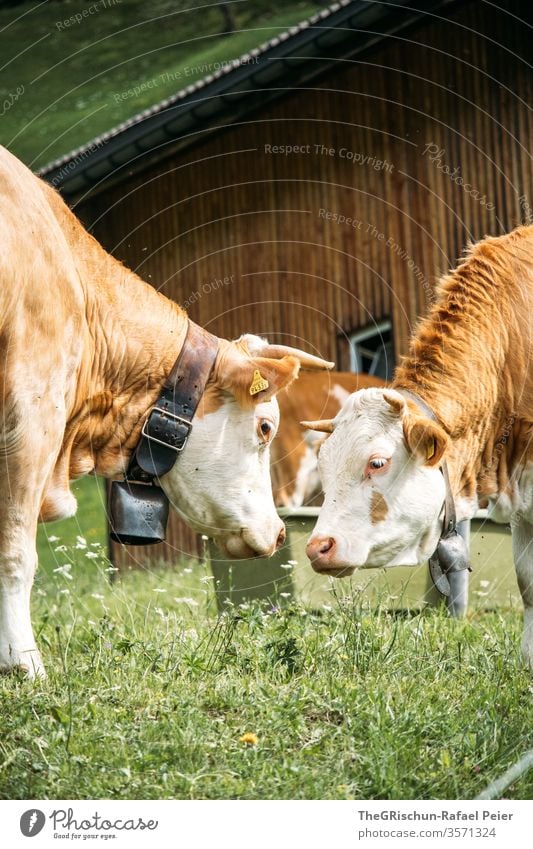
40, 0, 532, 566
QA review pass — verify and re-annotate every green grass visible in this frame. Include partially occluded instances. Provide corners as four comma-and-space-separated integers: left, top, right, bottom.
0, 0, 322, 168
0, 478, 532, 799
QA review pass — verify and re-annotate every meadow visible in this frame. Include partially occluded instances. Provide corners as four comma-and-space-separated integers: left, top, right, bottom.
0, 478, 531, 800
0, 0, 320, 168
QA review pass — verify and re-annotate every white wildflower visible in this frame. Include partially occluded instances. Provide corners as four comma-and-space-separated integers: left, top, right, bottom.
53, 564, 73, 580
153, 587, 167, 593
174, 597, 199, 606
85, 551, 99, 560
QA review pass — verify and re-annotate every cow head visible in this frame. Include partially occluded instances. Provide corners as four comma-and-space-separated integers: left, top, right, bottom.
303, 387, 448, 574
160, 335, 333, 559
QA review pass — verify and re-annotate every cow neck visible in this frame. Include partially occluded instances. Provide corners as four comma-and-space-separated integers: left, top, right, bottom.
127, 320, 219, 484
397, 389, 472, 597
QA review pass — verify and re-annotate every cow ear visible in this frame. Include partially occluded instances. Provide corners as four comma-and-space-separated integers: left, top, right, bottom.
403, 415, 448, 467
223, 355, 300, 408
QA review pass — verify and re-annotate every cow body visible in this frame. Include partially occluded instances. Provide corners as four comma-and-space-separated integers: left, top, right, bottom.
272, 372, 386, 506
0, 148, 331, 676
306, 227, 533, 666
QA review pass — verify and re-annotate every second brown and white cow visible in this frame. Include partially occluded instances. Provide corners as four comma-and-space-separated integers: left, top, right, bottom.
0, 147, 331, 676
305, 226, 533, 667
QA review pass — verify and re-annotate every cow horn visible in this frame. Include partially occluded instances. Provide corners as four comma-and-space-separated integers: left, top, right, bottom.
259, 344, 334, 371
300, 419, 335, 433
383, 391, 405, 415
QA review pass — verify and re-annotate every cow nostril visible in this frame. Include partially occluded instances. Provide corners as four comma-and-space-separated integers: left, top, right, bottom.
276, 526, 286, 549
319, 537, 335, 555
307, 535, 336, 562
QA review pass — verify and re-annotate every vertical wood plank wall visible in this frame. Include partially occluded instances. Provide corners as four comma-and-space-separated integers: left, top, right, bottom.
79, 1, 532, 566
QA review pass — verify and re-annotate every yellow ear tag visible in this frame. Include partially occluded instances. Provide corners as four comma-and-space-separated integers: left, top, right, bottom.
249, 369, 269, 396
426, 438, 436, 461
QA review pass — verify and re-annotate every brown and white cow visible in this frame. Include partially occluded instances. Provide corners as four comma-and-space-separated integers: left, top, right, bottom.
272, 371, 386, 507
0, 147, 332, 676
305, 227, 533, 667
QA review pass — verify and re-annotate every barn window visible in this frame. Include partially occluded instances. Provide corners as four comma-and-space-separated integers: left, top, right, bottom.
348, 321, 394, 379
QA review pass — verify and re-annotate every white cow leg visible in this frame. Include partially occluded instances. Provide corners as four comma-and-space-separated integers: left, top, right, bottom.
0, 547, 44, 678
512, 518, 533, 670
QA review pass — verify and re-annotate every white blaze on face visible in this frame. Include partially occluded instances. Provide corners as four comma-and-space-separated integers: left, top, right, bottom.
306, 388, 448, 575
160, 397, 283, 558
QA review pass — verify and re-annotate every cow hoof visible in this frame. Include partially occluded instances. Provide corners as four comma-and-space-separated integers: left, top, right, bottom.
0, 652, 46, 680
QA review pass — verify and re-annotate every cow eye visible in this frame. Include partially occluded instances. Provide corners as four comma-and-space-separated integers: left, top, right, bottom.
257, 418, 275, 445
365, 456, 390, 477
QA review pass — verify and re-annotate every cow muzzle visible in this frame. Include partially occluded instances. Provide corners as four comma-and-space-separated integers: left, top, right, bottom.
216, 521, 286, 559
306, 534, 355, 577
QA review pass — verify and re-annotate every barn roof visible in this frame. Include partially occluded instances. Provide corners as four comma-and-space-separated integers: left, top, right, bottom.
39, 0, 460, 199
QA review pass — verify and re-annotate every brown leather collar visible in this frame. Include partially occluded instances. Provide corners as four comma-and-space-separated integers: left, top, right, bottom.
128, 320, 219, 483
398, 389, 471, 596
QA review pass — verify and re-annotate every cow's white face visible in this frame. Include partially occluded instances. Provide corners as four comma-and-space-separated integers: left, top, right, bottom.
161, 335, 333, 558
305, 388, 448, 574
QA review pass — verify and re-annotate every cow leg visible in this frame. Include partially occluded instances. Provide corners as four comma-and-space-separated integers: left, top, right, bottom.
512, 518, 533, 669
0, 398, 67, 679
0, 529, 43, 677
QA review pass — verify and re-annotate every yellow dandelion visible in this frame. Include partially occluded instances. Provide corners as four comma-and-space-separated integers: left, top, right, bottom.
239, 732, 259, 745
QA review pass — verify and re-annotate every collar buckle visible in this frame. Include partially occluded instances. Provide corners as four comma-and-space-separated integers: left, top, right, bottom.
141, 406, 193, 453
